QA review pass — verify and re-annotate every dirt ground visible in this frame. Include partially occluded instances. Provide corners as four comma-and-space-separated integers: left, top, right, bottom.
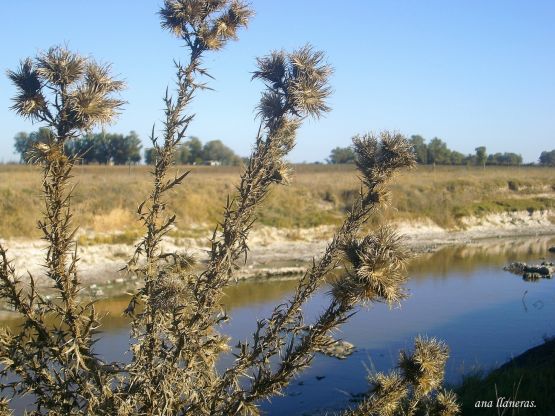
2, 209, 554, 287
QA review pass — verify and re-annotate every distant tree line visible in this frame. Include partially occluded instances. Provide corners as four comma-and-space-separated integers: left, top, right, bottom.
144, 136, 241, 165
408, 135, 523, 166
327, 146, 356, 164
14, 128, 142, 165
539, 149, 555, 166
13, 130, 242, 166
327, 135, 527, 166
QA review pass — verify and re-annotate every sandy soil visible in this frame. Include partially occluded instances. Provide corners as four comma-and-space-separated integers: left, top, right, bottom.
1, 210, 554, 287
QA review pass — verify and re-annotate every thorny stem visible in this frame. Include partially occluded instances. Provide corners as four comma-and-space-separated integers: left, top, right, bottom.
2, 45, 124, 413
216, 186, 377, 412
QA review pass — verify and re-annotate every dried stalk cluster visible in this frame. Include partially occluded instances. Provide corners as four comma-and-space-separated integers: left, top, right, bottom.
0, 46, 124, 414
0, 1, 458, 414
343, 337, 459, 416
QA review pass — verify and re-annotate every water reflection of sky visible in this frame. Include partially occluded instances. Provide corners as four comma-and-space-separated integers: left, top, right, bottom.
226, 237, 555, 415
3, 236, 555, 415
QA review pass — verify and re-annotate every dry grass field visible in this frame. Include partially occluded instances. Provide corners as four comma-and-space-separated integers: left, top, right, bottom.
0, 163, 553, 240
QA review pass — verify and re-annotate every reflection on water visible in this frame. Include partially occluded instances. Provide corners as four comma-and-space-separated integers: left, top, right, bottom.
1, 236, 555, 415
409, 236, 555, 278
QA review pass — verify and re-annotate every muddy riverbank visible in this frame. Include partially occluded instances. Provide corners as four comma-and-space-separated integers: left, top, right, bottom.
1, 210, 554, 288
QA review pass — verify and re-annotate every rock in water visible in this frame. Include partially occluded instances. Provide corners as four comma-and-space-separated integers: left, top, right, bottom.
504, 262, 527, 274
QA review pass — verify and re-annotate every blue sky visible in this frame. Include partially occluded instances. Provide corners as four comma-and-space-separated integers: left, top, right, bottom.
1, 1, 554, 163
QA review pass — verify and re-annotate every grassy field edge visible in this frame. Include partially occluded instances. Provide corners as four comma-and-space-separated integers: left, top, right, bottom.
1, 164, 554, 240
456, 337, 555, 415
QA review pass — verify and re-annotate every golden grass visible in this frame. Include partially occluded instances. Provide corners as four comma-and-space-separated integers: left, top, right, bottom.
0, 164, 554, 239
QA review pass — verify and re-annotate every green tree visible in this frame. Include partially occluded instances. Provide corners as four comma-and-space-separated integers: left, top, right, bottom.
450, 151, 465, 165
409, 134, 428, 164
65, 133, 97, 164
144, 147, 155, 165
463, 154, 476, 165
202, 139, 240, 165
66, 131, 142, 164
111, 131, 142, 165
176, 143, 191, 164
427, 137, 451, 165
487, 152, 522, 166
187, 136, 203, 164
327, 146, 356, 164
13, 131, 30, 162
539, 150, 555, 166
506, 152, 523, 165
475, 146, 487, 167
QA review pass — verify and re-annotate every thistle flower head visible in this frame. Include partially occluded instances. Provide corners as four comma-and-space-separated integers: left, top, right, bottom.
254, 45, 332, 121
253, 51, 287, 87
257, 90, 285, 122
151, 272, 190, 313
8, 47, 125, 136
7, 59, 46, 120
84, 62, 126, 94
36, 46, 86, 87
268, 159, 292, 185
161, 252, 197, 273
288, 45, 332, 118
160, 0, 226, 35
332, 226, 410, 306
353, 132, 416, 190
160, 0, 252, 50
399, 336, 449, 396
0, 397, 12, 415
431, 390, 461, 416
368, 372, 409, 416
67, 77, 125, 131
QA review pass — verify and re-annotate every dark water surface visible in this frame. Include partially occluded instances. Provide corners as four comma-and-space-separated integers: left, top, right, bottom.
3, 236, 555, 415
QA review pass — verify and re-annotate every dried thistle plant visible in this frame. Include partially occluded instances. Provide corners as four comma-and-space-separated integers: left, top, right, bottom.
343, 337, 460, 416
1, 46, 124, 414
0, 1, 458, 415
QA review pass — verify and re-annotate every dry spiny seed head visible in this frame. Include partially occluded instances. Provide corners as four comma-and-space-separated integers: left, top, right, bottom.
161, 252, 197, 273
8, 47, 125, 135
175, 252, 197, 271
36, 46, 86, 86
27, 140, 67, 166
353, 131, 416, 190
333, 226, 410, 305
268, 159, 292, 185
399, 336, 449, 396
0, 397, 12, 416
160, 0, 252, 50
257, 90, 285, 121
253, 51, 287, 87
288, 45, 332, 118
84, 62, 126, 94
343, 226, 410, 273
67, 85, 125, 130
254, 45, 332, 120
160, 0, 225, 35
368, 372, 408, 416
431, 390, 460, 416
151, 273, 189, 313
6, 59, 46, 120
